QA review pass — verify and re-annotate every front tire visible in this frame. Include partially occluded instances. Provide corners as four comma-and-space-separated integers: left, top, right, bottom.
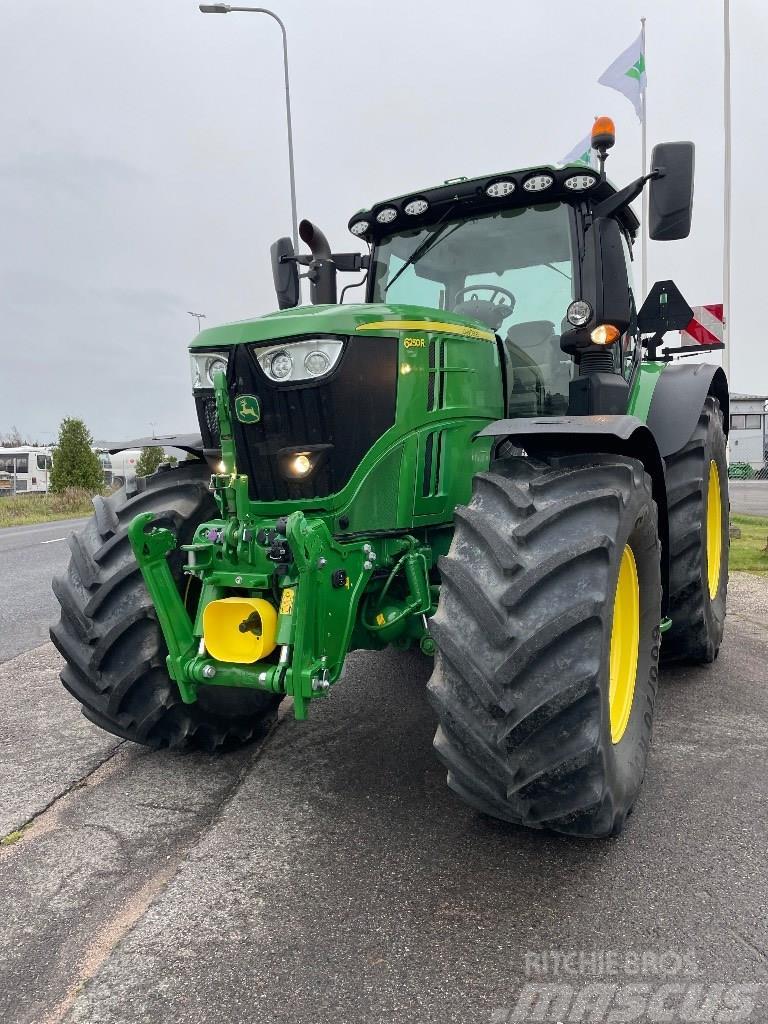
428, 453, 662, 837
51, 464, 281, 751
662, 396, 729, 663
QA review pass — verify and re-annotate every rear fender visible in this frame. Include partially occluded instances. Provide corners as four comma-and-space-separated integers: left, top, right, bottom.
478, 415, 670, 616
646, 363, 728, 457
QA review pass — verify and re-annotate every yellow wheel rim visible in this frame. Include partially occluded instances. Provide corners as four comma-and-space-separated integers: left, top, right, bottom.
609, 544, 640, 744
706, 460, 723, 600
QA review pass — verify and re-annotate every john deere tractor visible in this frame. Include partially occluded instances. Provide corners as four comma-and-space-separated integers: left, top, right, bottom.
52, 121, 729, 837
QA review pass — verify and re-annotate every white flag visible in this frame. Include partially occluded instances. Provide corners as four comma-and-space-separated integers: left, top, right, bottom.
560, 135, 595, 168
598, 32, 646, 121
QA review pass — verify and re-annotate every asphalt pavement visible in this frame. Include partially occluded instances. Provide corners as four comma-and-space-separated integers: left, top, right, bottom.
0, 517, 88, 663
0, 555, 767, 1024
730, 480, 768, 516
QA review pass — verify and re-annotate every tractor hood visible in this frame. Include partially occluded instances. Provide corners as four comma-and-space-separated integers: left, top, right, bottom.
188, 303, 496, 350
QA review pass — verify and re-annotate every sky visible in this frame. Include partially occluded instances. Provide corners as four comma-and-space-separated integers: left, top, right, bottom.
1, 0, 765, 442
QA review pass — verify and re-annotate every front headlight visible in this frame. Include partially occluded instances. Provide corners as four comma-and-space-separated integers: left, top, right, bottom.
255, 338, 344, 383
190, 351, 229, 390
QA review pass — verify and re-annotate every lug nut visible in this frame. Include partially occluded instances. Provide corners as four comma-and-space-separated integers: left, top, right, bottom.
317, 557, 327, 569
363, 560, 372, 571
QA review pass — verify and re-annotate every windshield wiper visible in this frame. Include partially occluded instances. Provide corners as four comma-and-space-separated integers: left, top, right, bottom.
384, 203, 460, 296
545, 262, 572, 282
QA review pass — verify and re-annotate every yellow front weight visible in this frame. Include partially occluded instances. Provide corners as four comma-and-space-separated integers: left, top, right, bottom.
203, 597, 277, 664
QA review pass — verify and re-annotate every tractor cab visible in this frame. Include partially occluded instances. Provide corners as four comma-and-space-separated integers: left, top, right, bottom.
272, 120, 697, 423
365, 197, 579, 417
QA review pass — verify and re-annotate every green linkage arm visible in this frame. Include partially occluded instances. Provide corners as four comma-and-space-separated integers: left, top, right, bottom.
127, 512, 198, 703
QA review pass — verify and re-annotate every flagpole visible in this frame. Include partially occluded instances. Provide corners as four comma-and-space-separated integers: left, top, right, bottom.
722, 0, 732, 384
640, 16, 648, 299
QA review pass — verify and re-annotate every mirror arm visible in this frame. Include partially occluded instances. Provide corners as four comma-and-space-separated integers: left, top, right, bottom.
281, 252, 370, 273
592, 170, 661, 221
280, 254, 313, 267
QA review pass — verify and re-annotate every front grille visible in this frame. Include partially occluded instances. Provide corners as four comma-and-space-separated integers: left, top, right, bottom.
228, 336, 398, 501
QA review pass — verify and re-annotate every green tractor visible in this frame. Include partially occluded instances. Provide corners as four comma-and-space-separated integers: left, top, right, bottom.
52, 121, 729, 837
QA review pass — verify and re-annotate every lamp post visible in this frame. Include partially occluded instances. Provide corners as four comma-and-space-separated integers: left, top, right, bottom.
199, 3, 299, 253
187, 310, 207, 331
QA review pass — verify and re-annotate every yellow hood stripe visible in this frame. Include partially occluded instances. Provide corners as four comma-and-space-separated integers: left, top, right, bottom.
356, 320, 495, 342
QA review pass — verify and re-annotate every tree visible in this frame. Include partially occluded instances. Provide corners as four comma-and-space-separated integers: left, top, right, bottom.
136, 446, 165, 477
50, 418, 104, 494
1, 425, 38, 446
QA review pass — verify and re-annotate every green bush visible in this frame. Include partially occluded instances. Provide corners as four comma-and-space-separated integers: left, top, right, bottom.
50, 418, 104, 494
136, 446, 165, 477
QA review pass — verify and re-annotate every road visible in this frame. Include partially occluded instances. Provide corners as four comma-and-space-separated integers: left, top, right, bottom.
0, 479, 762, 666
0, 517, 87, 663
0, 523, 766, 1023
730, 480, 768, 516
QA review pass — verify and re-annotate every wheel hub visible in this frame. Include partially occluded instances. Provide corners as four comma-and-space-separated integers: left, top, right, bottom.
706, 460, 722, 599
609, 544, 640, 744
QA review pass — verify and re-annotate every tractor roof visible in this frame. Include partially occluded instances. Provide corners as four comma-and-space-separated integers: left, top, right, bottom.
348, 164, 640, 243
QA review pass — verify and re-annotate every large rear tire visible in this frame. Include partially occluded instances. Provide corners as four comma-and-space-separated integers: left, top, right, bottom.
662, 396, 729, 663
51, 464, 281, 751
428, 453, 662, 838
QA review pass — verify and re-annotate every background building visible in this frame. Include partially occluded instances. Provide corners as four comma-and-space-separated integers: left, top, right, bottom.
729, 393, 768, 475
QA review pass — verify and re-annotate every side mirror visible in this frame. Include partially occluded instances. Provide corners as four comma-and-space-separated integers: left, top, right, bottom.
649, 142, 695, 241
270, 237, 300, 309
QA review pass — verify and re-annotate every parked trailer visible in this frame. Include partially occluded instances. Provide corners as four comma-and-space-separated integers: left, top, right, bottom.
0, 447, 52, 495
0, 445, 142, 495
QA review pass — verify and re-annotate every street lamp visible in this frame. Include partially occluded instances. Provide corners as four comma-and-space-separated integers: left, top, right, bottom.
187, 310, 207, 331
199, 3, 299, 253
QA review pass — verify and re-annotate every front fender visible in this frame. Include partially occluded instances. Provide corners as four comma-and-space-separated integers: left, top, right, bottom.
478, 415, 671, 617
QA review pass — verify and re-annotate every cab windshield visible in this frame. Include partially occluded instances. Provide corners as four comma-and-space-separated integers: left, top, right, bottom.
369, 203, 576, 415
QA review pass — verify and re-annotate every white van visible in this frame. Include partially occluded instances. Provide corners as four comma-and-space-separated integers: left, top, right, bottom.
0, 447, 52, 495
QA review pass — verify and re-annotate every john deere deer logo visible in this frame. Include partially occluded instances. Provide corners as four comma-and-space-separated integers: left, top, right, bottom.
234, 395, 261, 424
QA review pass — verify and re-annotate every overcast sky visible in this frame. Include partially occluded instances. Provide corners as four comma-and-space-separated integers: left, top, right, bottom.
1, 0, 764, 442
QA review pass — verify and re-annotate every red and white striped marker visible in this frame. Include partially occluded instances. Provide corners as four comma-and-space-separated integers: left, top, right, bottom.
681, 304, 724, 346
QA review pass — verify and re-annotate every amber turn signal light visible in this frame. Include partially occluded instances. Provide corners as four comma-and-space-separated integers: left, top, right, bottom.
590, 324, 621, 346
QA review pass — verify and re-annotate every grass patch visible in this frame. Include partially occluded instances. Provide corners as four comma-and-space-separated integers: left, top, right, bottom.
1, 829, 25, 846
0, 488, 97, 528
730, 514, 768, 575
